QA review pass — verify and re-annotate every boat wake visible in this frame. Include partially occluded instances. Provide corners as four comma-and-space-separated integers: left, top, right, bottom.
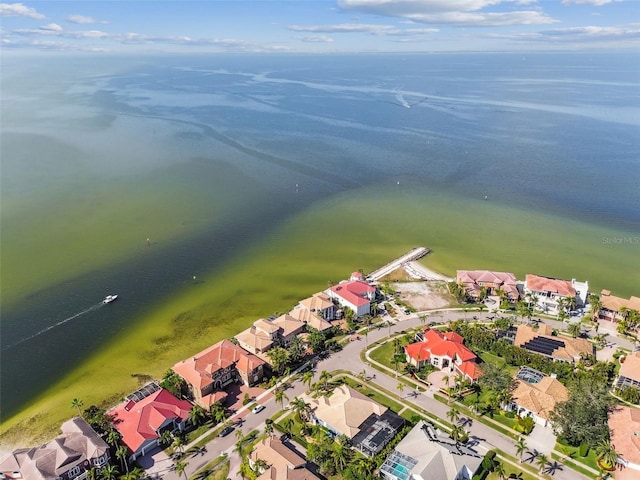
1, 302, 104, 352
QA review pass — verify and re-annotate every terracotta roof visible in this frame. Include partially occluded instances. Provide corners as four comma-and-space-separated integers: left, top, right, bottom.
619, 352, 640, 384
0, 418, 109, 480
600, 290, 640, 313
109, 388, 192, 455
288, 308, 332, 331
299, 292, 334, 312
525, 274, 575, 297
456, 270, 519, 299
308, 385, 386, 439
511, 376, 569, 420
328, 280, 376, 307
608, 406, 640, 467
457, 361, 483, 381
173, 339, 265, 390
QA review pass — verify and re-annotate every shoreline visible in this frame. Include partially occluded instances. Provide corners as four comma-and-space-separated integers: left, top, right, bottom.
2, 188, 639, 447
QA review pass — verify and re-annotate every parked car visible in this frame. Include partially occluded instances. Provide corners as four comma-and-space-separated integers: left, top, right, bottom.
252, 404, 266, 414
219, 426, 234, 437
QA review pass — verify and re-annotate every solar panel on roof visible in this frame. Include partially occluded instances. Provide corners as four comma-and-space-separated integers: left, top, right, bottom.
523, 336, 565, 356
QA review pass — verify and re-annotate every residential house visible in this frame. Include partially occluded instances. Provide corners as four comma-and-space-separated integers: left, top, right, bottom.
288, 306, 333, 332
249, 436, 321, 480
405, 328, 482, 383
306, 385, 404, 457
235, 318, 279, 355
380, 420, 482, 480
598, 290, 640, 322
297, 292, 337, 321
514, 324, 593, 364
109, 387, 192, 461
456, 270, 519, 303
172, 339, 266, 409
271, 314, 306, 346
608, 406, 640, 478
0, 417, 110, 480
325, 275, 378, 317
524, 274, 589, 313
505, 368, 569, 427
615, 351, 640, 391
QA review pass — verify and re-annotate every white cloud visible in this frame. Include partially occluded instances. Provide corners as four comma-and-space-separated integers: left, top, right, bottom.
294, 35, 335, 43
489, 23, 640, 43
0, 2, 45, 19
337, 0, 558, 26
562, 0, 621, 5
40, 23, 62, 31
67, 15, 99, 24
288, 23, 438, 36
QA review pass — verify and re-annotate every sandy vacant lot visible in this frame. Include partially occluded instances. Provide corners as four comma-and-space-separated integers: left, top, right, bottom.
392, 280, 455, 310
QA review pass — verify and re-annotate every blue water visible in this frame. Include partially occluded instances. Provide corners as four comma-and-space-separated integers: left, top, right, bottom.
87, 52, 640, 231
1, 51, 639, 421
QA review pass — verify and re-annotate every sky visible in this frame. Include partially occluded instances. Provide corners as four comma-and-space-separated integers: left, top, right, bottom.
1, 0, 639, 54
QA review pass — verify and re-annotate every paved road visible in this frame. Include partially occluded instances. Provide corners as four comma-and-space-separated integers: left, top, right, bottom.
154, 308, 618, 480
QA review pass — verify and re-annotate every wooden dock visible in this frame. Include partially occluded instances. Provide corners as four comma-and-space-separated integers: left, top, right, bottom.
367, 247, 430, 281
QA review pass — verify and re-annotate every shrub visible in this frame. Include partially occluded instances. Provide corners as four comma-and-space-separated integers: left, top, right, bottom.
579, 443, 590, 457
481, 450, 497, 471
505, 411, 515, 418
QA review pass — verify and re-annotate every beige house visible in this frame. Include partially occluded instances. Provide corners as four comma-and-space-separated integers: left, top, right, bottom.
298, 292, 337, 321
249, 436, 321, 480
235, 315, 305, 355
514, 324, 593, 363
598, 290, 640, 322
288, 307, 332, 332
505, 371, 569, 427
0, 417, 110, 480
271, 314, 306, 346
307, 385, 404, 457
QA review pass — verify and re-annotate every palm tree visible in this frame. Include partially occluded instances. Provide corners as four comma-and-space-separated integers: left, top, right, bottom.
274, 387, 289, 409
159, 430, 173, 447
189, 405, 207, 426
290, 398, 311, 422
332, 439, 353, 473
121, 466, 146, 480
515, 437, 528, 463
282, 417, 295, 437
98, 464, 119, 480
172, 433, 185, 455
447, 407, 461, 424
567, 321, 582, 338
71, 398, 84, 417
450, 425, 466, 444
210, 402, 226, 425
116, 445, 129, 473
319, 370, 331, 390
173, 459, 188, 480
494, 461, 507, 480
106, 429, 121, 449
595, 440, 620, 468
535, 453, 548, 473
396, 382, 405, 395
302, 371, 314, 390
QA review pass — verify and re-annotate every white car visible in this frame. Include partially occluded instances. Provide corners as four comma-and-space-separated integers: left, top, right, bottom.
252, 404, 265, 414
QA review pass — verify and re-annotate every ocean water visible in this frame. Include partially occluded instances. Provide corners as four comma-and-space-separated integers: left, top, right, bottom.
1, 52, 639, 432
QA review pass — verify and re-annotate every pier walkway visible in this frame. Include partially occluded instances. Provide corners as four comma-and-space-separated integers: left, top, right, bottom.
367, 247, 430, 281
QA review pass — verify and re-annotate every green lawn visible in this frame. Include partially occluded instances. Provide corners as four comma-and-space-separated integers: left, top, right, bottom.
554, 439, 600, 472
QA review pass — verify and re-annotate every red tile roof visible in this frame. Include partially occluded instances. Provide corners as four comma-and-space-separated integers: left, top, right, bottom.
109, 389, 192, 455
172, 339, 265, 391
329, 280, 376, 307
525, 274, 575, 297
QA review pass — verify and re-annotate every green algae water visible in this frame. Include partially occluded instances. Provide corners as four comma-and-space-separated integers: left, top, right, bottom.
1, 53, 638, 444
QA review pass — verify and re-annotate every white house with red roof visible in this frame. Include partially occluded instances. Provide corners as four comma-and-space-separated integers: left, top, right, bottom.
325, 273, 378, 317
109, 388, 192, 461
405, 328, 482, 382
524, 274, 589, 313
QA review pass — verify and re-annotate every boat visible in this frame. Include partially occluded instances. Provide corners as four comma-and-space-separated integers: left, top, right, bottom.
103, 295, 118, 304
